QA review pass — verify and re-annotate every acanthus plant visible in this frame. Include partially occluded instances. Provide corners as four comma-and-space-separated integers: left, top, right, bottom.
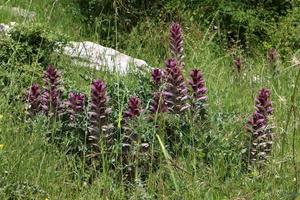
41, 65, 63, 117
121, 96, 150, 182
246, 88, 273, 167
87, 80, 114, 158
189, 69, 208, 119
25, 83, 41, 116
170, 22, 184, 67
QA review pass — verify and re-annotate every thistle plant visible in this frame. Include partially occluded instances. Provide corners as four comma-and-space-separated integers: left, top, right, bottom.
41, 66, 63, 117
164, 58, 190, 114
65, 92, 85, 121
246, 88, 273, 166
25, 83, 41, 116
170, 22, 184, 67
88, 80, 113, 158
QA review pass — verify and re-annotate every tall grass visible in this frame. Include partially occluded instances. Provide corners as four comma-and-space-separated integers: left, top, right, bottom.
0, 1, 299, 199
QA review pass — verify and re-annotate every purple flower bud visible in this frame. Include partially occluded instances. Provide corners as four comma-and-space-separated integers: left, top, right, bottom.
170, 22, 184, 67
151, 68, 164, 86
25, 83, 41, 115
43, 65, 61, 90
65, 92, 85, 121
189, 69, 207, 102
124, 96, 141, 119
234, 58, 241, 72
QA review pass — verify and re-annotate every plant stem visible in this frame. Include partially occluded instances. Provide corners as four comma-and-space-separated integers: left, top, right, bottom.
281, 69, 300, 155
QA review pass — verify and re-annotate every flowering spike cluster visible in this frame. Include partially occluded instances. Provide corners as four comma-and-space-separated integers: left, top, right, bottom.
41, 66, 62, 116
234, 58, 241, 72
164, 58, 190, 113
150, 92, 168, 113
254, 88, 273, 117
88, 80, 113, 157
65, 92, 85, 121
25, 83, 41, 116
189, 69, 207, 102
124, 96, 141, 120
151, 68, 164, 86
246, 88, 273, 166
170, 22, 184, 67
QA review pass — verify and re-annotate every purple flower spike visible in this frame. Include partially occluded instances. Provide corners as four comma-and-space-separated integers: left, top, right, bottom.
65, 92, 85, 121
88, 80, 113, 157
255, 88, 273, 117
124, 96, 141, 119
151, 68, 164, 86
150, 92, 168, 113
41, 66, 62, 116
26, 83, 41, 115
164, 58, 190, 113
246, 88, 273, 166
170, 22, 184, 67
189, 69, 207, 102
43, 65, 61, 90
234, 58, 241, 72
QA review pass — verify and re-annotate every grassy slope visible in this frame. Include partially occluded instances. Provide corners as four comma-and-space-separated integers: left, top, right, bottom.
0, 1, 300, 199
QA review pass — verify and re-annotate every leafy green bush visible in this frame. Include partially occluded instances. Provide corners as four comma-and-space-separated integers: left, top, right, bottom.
0, 24, 67, 105
74, 0, 298, 53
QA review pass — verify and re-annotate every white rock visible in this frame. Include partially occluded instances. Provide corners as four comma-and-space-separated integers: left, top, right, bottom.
62, 41, 149, 73
0, 22, 16, 35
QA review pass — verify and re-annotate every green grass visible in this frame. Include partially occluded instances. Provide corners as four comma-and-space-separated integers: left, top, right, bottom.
1, 1, 300, 199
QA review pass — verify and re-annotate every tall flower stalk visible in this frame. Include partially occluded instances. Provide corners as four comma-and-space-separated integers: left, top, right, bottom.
170, 22, 184, 67
41, 66, 62, 117
189, 69, 208, 119
246, 88, 273, 166
88, 80, 113, 158
122, 96, 150, 182
189, 69, 208, 102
